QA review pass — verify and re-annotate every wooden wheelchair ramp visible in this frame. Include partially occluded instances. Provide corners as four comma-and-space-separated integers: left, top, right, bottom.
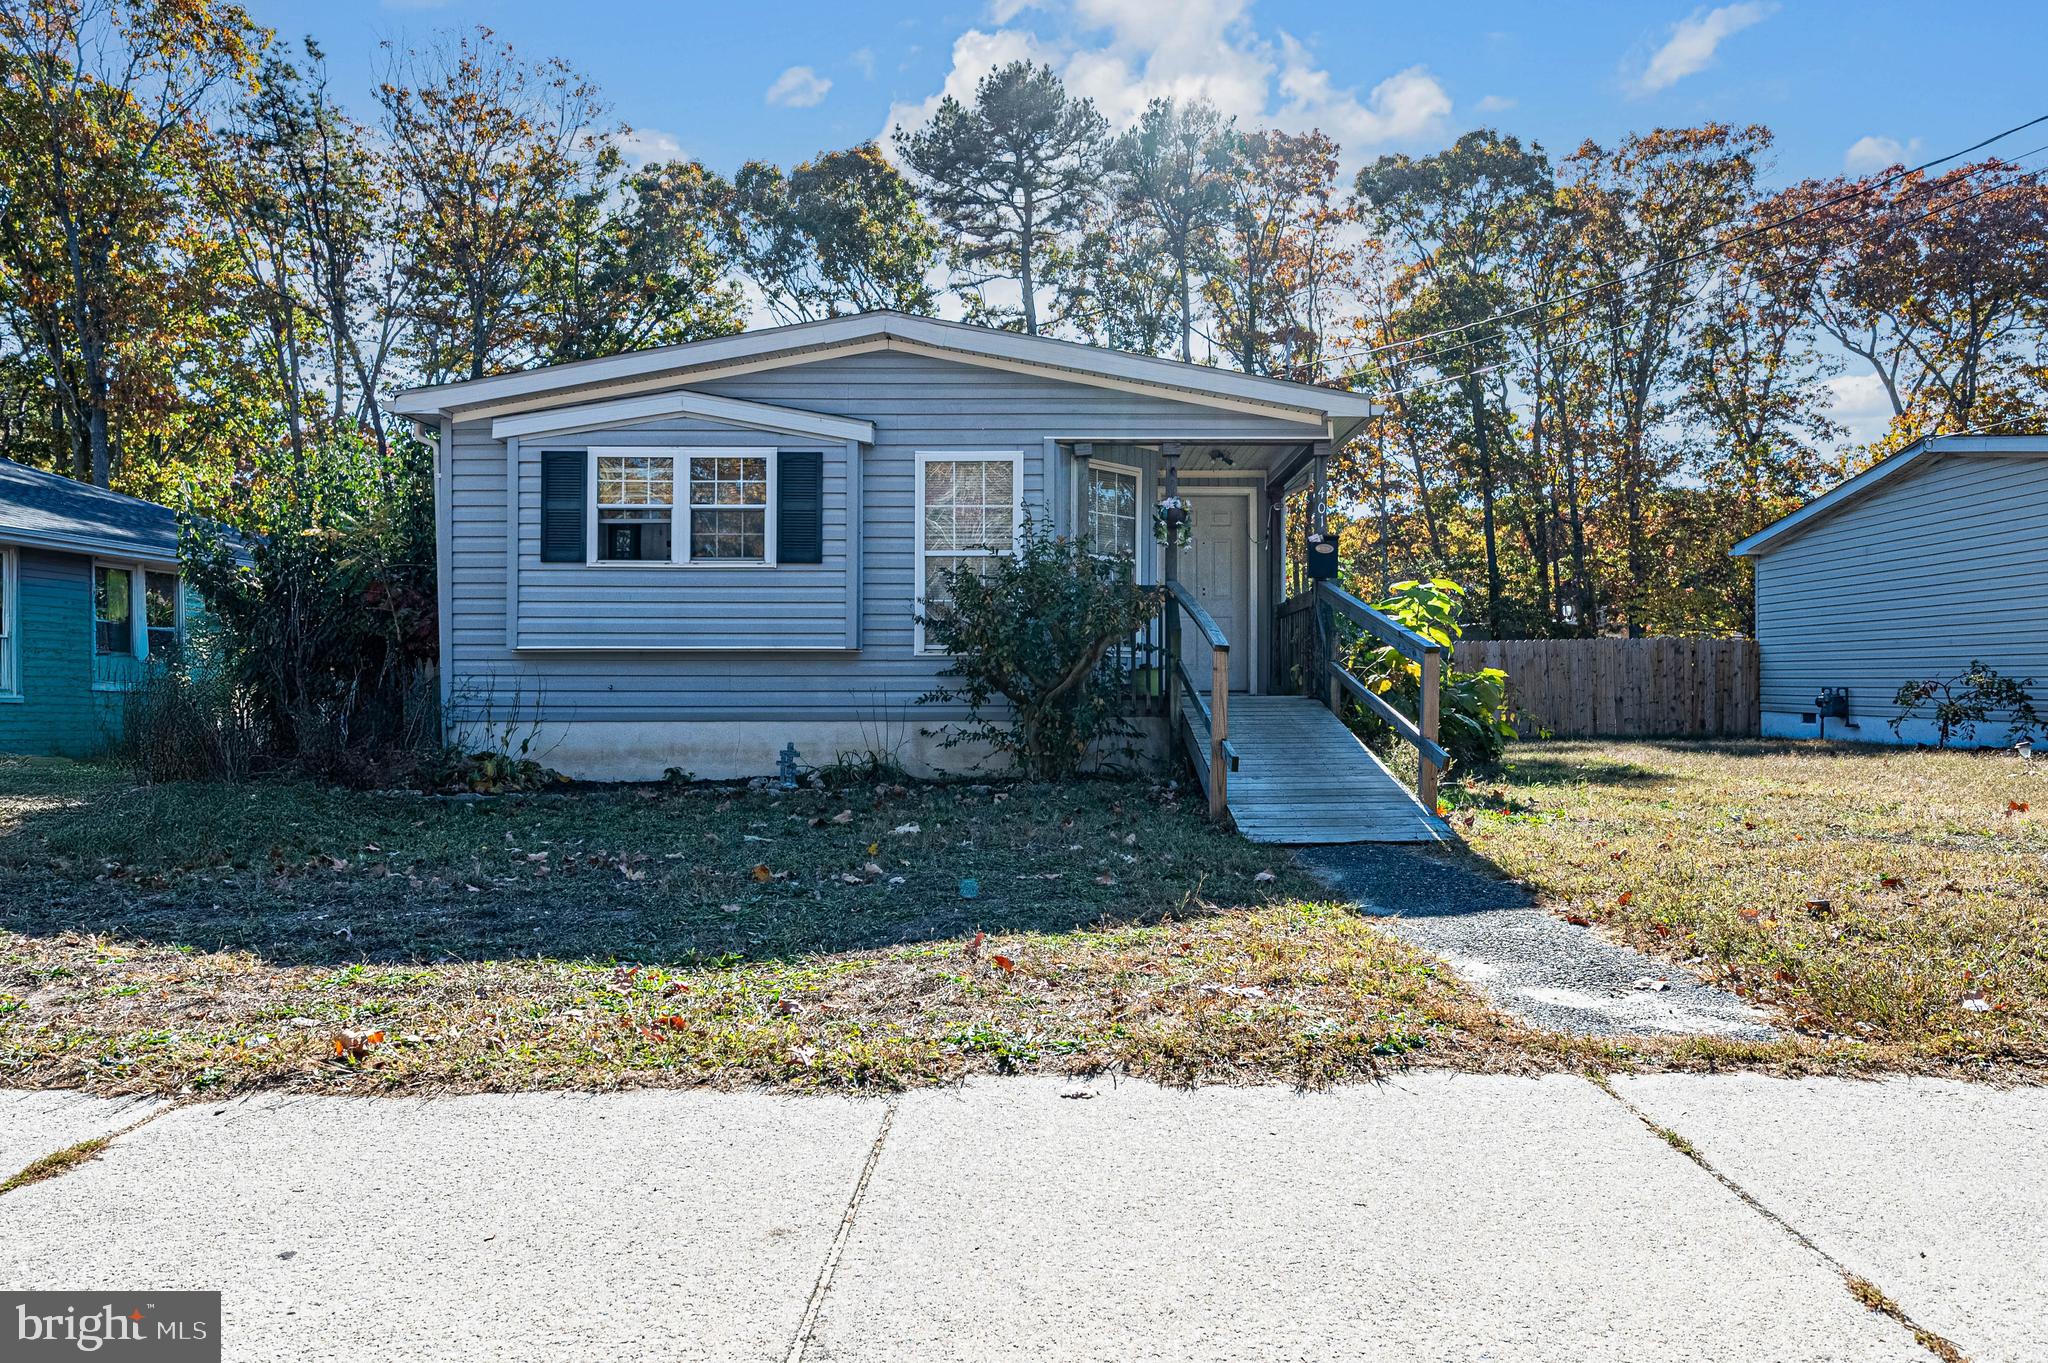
1187, 695, 1449, 845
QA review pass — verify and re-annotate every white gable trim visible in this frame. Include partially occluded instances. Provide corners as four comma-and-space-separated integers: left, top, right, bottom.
390, 312, 1377, 426
465, 336, 1334, 430
1730, 435, 2048, 557
492, 388, 873, 444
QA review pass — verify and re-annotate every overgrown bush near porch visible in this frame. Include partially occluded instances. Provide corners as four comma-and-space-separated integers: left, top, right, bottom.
919, 526, 1162, 779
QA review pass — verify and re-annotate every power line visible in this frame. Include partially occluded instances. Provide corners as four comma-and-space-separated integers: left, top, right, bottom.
1307, 112, 2048, 387
1326, 140, 2048, 395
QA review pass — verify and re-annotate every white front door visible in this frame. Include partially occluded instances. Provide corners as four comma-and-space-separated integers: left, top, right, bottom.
1178, 492, 1252, 692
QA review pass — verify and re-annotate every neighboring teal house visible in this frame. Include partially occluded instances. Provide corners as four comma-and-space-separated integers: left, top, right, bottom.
0, 457, 191, 756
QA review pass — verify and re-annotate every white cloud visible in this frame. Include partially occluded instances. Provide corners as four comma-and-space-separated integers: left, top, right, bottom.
883, 26, 1053, 150
1844, 134, 1922, 172
1631, 3, 1775, 96
884, 0, 1450, 168
1823, 372, 1896, 447
765, 65, 832, 109
1474, 94, 1517, 114
850, 47, 876, 80
1275, 41, 1451, 149
615, 126, 686, 167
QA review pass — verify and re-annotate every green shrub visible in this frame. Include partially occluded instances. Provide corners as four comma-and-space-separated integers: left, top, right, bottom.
1342, 578, 1515, 774
181, 429, 439, 779
918, 526, 1162, 779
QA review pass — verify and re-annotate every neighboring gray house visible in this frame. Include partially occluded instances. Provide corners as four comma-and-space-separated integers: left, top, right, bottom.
1732, 434, 2048, 748
388, 312, 1377, 780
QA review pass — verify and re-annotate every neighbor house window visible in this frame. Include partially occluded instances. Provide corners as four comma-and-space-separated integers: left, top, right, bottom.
1084, 464, 1140, 560
916, 452, 1021, 653
688, 456, 768, 562
0, 547, 17, 696
595, 455, 675, 562
145, 570, 181, 660
94, 564, 134, 656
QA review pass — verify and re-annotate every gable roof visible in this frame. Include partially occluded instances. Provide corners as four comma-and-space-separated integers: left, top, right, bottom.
0, 457, 183, 564
386, 310, 1379, 434
1729, 434, 2048, 558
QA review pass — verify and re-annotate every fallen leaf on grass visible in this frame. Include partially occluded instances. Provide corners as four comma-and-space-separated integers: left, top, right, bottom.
1960, 991, 1993, 1013
1253, 870, 1275, 883
750, 864, 773, 883
891, 823, 921, 836
831, 810, 855, 824
1615, 891, 1633, 907
1093, 873, 1118, 886
963, 931, 985, 960
990, 954, 1016, 973
330, 1030, 385, 1060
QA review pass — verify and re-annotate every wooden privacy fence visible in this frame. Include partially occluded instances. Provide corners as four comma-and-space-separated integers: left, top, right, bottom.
1453, 637, 1759, 739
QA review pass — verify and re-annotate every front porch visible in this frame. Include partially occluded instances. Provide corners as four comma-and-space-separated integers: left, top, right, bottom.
1057, 438, 1450, 845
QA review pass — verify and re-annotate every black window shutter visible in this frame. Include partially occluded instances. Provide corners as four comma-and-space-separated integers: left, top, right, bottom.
777, 451, 824, 564
540, 451, 586, 563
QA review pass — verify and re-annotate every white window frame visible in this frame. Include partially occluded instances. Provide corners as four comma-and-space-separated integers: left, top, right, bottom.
584, 447, 778, 568
1079, 459, 1145, 578
89, 558, 183, 668
914, 449, 1024, 656
0, 545, 18, 700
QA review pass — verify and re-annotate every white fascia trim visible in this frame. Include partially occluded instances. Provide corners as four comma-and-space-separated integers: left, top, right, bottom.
0, 528, 179, 566
390, 313, 1378, 424
1731, 436, 2048, 557
493, 388, 873, 444
1729, 447, 1936, 557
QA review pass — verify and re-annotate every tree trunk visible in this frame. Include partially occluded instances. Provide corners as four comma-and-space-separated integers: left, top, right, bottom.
1018, 200, 1038, 336
1466, 378, 1504, 636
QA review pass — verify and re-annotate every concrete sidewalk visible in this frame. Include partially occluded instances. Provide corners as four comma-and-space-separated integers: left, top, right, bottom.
1, 1075, 2040, 1362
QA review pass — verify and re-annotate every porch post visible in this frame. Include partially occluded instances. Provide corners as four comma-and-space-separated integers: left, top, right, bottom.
1310, 440, 1338, 714
1161, 442, 1183, 736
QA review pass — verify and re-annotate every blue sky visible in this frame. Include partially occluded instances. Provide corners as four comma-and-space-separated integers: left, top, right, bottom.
246, 0, 2047, 439
251, 0, 2045, 181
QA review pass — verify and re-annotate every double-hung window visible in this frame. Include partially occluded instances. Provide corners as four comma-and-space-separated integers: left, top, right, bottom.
145, 570, 181, 660
92, 561, 182, 661
591, 450, 773, 565
0, 547, 17, 697
94, 564, 134, 656
1083, 464, 1140, 562
916, 452, 1021, 653
687, 456, 769, 561
595, 455, 675, 562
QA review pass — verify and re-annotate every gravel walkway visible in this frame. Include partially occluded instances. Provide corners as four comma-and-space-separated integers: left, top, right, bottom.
1298, 843, 1776, 1039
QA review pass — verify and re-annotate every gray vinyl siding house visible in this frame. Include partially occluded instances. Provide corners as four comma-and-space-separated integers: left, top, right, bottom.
389, 312, 1375, 779
1732, 434, 2048, 748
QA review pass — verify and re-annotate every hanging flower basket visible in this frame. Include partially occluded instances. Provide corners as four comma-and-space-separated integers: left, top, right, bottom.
1153, 496, 1192, 548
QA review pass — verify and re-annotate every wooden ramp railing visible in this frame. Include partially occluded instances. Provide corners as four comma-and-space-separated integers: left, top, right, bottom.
1277, 582, 1447, 812
1163, 579, 1236, 820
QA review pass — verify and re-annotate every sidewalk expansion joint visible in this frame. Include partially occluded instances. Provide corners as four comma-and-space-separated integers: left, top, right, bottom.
1586, 1076, 1969, 1363
784, 1098, 897, 1363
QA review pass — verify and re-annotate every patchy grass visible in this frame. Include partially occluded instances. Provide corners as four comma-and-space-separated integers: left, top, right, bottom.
1459, 739, 2048, 1069
0, 1135, 111, 1194
0, 756, 1553, 1096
